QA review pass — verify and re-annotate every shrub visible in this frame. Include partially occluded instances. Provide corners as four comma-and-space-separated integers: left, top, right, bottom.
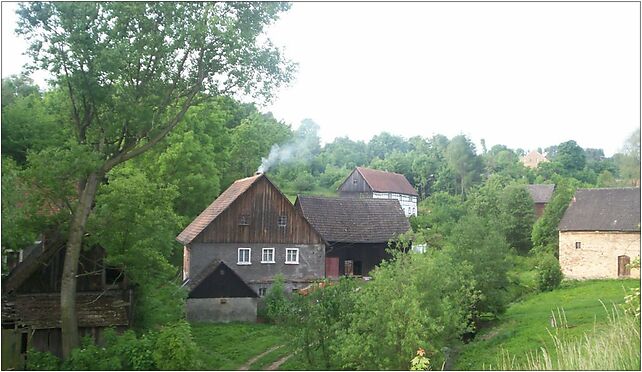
62, 335, 123, 370
264, 273, 291, 323
152, 320, 201, 370
26, 349, 61, 370
537, 254, 563, 292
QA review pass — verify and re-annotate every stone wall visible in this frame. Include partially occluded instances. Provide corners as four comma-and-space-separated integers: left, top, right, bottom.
559, 231, 640, 279
186, 297, 258, 323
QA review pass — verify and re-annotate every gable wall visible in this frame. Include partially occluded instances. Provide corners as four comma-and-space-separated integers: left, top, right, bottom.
559, 231, 640, 279
196, 177, 322, 244
338, 169, 372, 194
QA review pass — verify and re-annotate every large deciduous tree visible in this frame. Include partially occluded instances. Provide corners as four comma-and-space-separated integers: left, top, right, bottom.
17, 2, 294, 357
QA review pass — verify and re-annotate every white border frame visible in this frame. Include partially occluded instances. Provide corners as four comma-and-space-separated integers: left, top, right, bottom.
261, 248, 276, 263
285, 248, 299, 264
237, 247, 252, 265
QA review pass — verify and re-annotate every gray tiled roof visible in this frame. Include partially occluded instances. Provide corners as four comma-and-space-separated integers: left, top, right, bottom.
296, 195, 411, 243
526, 184, 555, 204
558, 188, 641, 232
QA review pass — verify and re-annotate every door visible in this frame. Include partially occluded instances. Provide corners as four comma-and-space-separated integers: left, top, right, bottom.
618, 255, 631, 277
325, 257, 339, 278
344, 260, 353, 276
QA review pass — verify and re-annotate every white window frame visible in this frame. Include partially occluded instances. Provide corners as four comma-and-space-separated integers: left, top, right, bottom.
237, 248, 251, 265
261, 248, 275, 263
258, 287, 267, 297
285, 248, 299, 264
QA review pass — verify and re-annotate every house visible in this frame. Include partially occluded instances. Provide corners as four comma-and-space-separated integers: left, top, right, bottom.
520, 150, 548, 169
176, 173, 325, 322
295, 195, 411, 278
337, 167, 419, 217
526, 184, 555, 218
1, 236, 132, 366
558, 188, 640, 280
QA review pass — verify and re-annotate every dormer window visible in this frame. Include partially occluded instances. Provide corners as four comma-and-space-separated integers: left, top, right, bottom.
239, 215, 249, 226
278, 215, 287, 227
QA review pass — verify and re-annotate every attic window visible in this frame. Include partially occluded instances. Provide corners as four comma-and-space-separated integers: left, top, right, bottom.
278, 215, 287, 227
352, 178, 358, 185
239, 215, 249, 226
575, 242, 581, 249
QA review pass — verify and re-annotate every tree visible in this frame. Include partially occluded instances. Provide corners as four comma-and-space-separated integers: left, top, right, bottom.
500, 184, 535, 254
555, 140, 586, 174
445, 135, 482, 195
17, 2, 294, 357
615, 128, 641, 186
531, 181, 576, 255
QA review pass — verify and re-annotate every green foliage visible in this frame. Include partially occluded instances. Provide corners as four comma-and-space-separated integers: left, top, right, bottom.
264, 274, 290, 324
531, 182, 576, 254
62, 335, 123, 370
500, 184, 535, 254
152, 320, 201, 370
536, 254, 563, 292
26, 349, 61, 370
445, 135, 483, 195
410, 348, 431, 371
555, 140, 586, 174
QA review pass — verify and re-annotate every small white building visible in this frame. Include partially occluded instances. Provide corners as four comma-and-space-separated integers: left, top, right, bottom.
337, 167, 419, 217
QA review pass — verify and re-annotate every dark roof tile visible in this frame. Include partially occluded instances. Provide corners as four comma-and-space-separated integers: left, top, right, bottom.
526, 184, 555, 204
296, 196, 411, 243
558, 188, 640, 232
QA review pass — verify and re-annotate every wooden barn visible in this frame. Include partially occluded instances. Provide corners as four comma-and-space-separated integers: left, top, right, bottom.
176, 172, 325, 323
2, 236, 132, 367
558, 188, 640, 279
295, 195, 411, 278
337, 167, 419, 217
526, 184, 555, 218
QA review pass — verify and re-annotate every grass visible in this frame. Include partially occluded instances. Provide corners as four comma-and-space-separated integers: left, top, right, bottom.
454, 279, 639, 370
190, 322, 291, 370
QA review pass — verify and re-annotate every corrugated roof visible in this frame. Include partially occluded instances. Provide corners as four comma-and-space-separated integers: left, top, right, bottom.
355, 167, 419, 196
176, 174, 262, 245
296, 195, 411, 243
558, 188, 641, 232
526, 184, 555, 204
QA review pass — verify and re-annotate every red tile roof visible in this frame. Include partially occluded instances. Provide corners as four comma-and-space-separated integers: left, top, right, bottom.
355, 167, 418, 196
176, 174, 262, 245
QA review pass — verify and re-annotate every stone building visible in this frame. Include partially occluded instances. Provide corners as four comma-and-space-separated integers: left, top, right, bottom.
558, 188, 640, 280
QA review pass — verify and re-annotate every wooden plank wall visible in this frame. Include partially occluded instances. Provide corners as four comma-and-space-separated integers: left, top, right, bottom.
338, 169, 371, 194
198, 177, 322, 244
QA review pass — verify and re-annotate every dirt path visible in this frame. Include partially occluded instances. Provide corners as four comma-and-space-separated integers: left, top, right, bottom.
238, 345, 283, 371
263, 351, 296, 371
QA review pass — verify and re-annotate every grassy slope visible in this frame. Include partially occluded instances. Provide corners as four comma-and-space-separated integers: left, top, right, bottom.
191, 322, 291, 370
455, 279, 639, 370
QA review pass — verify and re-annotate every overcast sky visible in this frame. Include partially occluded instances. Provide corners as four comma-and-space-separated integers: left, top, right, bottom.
2, 2, 640, 156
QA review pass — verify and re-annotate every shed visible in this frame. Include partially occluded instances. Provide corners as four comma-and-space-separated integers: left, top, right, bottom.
526, 184, 555, 218
185, 260, 259, 323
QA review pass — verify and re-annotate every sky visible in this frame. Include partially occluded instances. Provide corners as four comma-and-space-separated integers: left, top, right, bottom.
2, 2, 640, 156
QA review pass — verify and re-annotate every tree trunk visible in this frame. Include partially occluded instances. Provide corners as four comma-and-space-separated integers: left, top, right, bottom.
60, 171, 102, 359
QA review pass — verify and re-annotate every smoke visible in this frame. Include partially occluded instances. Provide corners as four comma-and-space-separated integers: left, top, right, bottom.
257, 119, 320, 173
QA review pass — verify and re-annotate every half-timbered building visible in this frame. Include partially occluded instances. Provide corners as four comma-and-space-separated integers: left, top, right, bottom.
337, 167, 419, 217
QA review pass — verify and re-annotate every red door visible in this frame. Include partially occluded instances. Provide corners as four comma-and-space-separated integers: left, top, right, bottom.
325, 257, 339, 278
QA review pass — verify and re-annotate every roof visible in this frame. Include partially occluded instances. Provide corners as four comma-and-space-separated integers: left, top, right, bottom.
558, 188, 641, 232
526, 184, 555, 204
176, 174, 263, 245
3, 237, 66, 294
186, 260, 258, 299
353, 167, 419, 196
296, 195, 411, 243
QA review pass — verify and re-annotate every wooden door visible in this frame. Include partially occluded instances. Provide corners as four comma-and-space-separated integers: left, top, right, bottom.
344, 260, 353, 276
325, 257, 339, 278
618, 255, 631, 277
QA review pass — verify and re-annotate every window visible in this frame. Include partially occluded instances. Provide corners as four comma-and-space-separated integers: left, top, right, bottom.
261, 248, 275, 263
352, 178, 358, 185
285, 248, 299, 264
237, 248, 251, 265
258, 287, 267, 297
239, 215, 249, 226
277, 215, 287, 227
575, 242, 581, 249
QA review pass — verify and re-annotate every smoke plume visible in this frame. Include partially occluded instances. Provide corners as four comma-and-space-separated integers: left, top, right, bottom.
257, 119, 320, 173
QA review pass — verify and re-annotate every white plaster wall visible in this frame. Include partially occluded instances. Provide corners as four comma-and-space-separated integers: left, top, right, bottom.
559, 231, 640, 280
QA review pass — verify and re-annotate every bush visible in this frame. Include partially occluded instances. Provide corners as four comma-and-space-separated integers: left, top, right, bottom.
537, 254, 563, 292
62, 336, 123, 370
264, 273, 291, 323
26, 349, 61, 370
152, 320, 201, 370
